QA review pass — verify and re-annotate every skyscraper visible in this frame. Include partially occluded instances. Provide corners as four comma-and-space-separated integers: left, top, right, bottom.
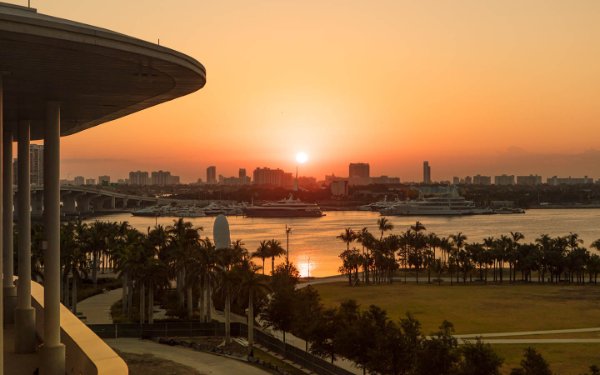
30, 144, 44, 186
207, 166, 217, 184
423, 161, 431, 184
348, 162, 370, 185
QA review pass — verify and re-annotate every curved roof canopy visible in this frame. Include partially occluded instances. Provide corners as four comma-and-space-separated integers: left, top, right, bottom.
0, 2, 206, 140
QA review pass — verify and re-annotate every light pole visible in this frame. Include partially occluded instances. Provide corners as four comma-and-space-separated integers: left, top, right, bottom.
285, 224, 292, 264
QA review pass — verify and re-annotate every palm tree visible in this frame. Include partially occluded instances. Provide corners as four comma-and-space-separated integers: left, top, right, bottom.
337, 228, 356, 251
356, 228, 374, 284
252, 240, 270, 275
377, 217, 393, 240
237, 260, 270, 356
216, 246, 244, 344
411, 221, 426, 233
266, 239, 286, 275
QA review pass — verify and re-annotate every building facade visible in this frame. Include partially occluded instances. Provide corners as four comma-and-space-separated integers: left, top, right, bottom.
494, 174, 515, 185
423, 161, 431, 184
206, 166, 217, 184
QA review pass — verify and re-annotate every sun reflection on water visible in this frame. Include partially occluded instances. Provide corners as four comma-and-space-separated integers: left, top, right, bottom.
297, 256, 316, 278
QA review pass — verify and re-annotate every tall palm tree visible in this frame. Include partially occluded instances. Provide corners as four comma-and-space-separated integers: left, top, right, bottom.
377, 217, 393, 240
252, 240, 270, 275
266, 239, 286, 275
216, 246, 244, 344
237, 259, 270, 356
337, 228, 356, 251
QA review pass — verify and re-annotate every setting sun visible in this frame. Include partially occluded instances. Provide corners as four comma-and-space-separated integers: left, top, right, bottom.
295, 152, 309, 164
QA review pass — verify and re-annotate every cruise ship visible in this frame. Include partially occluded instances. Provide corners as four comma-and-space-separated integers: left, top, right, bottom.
244, 196, 325, 218
380, 190, 493, 216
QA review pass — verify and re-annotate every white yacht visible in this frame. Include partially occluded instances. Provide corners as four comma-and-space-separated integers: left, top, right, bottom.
358, 195, 402, 211
381, 188, 493, 216
244, 195, 324, 218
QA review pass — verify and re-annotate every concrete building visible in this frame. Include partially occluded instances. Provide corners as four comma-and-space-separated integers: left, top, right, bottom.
129, 170, 149, 185
371, 175, 401, 184
207, 165, 217, 184
73, 176, 85, 186
29, 144, 43, 186
349, 162, 370, 186
0, 3, 205, 374
517, 175, 542, 186
150, 170, 179, 186
423, 161, 431, 184
453, 176, 460, 185
85, 178, 96, 185
547, 176, 594, 185
253, 167, 294, 187
330, 180, 349, 196
494, 174, 515, 186
473, 175, 492, 185
97, 175, 110, 186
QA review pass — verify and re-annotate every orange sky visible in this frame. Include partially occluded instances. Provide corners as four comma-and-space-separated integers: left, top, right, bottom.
17, 1, 600, 182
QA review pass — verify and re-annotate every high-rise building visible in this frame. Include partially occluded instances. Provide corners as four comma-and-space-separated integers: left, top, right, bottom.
85, 178, 96, 185
423, 161, 431, 184
129, 171, 149, 185
98, 175, 110, 186
547, 176, 594, 185
30, 144, 44, 186
253, 167, 294, 187
239, 168, 246, 179
494, 174, 515, 186
473, 175, 492, 185
516, 175, 542, 186
73, 176, 85, 186
151, 170, 172, 186
349, 163, 370, 179
207, 166, 217, 184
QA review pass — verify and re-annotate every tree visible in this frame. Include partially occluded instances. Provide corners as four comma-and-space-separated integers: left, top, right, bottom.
337, 228, 356, 251
251, 240, 270, 275
237, 259, 270, 356
377, 217, 394, 240
292, 286, 323, 352
262, 263, 300, 343
414, 321, 458, 375
266, 239, 285, 275
510, 347, 552, 375
459, 338, 503, 375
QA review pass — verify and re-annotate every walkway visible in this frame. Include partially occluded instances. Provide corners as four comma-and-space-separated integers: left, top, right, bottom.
78, 288, 123, 324
105, 338, 269, 375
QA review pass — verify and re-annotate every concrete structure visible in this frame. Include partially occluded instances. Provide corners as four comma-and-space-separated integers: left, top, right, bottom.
473, 174, 492, 185
129, 170, 149, 185
253, 167, 294, 187
371, 175, 400, 184
494, 174, 515, 186
348, 162, 370, 185
423, 161, 431, 184
330, 180, 349, 196
85, 178, 95, 185
516, 175, 542, 186
207, 165, 217, 184
547, 176, 594, 186
10, 143, 44, 186
213, 214, 231, 250
97, 175, 110, 186
0, 2, 205, 374
73, 175, 84, 186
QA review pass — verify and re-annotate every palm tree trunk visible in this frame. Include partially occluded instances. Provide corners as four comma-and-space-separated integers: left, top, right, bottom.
63, 274, 70, 308
271, 256, 275, 275
122, 272, 128, 314
140, 282, 145, 324
207, 278, 213, 322
186, 284, 193, 319
92, 251, 98, 288
203, 276, 209, 322
248, 291, 254, 356
71, 275, 78, 314
262, 258, 265, 275
148, 284, 154, 325
225, 290, 231, 344
127, 279, 134, 319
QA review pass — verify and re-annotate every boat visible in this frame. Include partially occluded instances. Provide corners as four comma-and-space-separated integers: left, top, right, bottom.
358, 195, 402, 211
380, 188, 493, 216
131, 205, 207, 218
244, 195, 325, 218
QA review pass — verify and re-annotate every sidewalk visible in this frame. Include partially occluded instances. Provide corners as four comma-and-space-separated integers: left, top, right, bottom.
78, 287, 123, 324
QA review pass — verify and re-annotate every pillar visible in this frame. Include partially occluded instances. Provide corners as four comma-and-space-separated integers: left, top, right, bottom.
0, 74, 4, 375
15, 119, 36, 353
3, 127, 15, 324
41, 101, 65, 374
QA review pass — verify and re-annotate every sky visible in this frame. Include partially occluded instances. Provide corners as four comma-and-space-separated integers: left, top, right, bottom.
14, 0, 600, 182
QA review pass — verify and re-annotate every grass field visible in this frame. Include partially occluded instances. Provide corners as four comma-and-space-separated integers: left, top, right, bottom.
493, 344, 600, 375
313, 282, 600, 374
119, 352, 203, 375
313, 282, 600, 334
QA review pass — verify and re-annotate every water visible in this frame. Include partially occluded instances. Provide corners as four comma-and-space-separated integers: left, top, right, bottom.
91, 209, 600, 278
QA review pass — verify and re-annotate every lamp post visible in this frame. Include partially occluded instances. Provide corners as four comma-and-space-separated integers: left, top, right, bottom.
285, 224, 292, 264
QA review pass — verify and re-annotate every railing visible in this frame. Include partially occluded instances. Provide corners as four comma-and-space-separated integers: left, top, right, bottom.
30, 280, 128, 375
88, 322, 353, 375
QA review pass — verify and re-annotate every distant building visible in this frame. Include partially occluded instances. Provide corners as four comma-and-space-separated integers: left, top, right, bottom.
349, 163, 370, 185
207, 166, 217, 184
547, 176, 594, 186
98, 175, 110, 186
453, 177, 460, 185
253, 167, 294, 187
129, 170, 149, 186
423, 161, 431, 184
151, 170, 179, 186
30, 144, 44, 186
73, 176, 85, 186
85, 178, 96, 185
473, 175, 492, 185
516, 175, 542, 186
371, 175, 401, 184
494, 174, 515, 186
330, 180, 349, 196
464, 176, 472, 184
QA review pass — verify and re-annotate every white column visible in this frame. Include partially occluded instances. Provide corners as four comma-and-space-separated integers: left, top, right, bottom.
15, 119, 36, 353
3, 127, 16, 324
0, 74, 4, 375
40, 102, 65, 375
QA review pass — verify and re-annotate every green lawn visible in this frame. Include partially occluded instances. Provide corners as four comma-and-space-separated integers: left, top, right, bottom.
313, 282, 600, 335
494, 344, 600, 375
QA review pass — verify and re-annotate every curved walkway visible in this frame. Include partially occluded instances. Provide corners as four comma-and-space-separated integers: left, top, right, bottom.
105, 338, 269, 375
78, 288, 123, 324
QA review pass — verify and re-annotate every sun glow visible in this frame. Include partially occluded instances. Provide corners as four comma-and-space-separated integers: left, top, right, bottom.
295, 151, 309, 164
298, 258, 316, 278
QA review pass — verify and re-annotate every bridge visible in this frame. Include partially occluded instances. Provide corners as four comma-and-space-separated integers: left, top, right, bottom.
17, 185, 197, 217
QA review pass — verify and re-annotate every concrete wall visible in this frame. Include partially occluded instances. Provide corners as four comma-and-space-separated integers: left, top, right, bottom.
29, 280, 128, 375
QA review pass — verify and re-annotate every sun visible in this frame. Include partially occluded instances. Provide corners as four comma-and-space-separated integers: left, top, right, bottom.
296, 151, 308, 164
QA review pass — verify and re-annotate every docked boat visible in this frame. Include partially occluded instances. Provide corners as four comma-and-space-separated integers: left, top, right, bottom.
380, 189, 493, 216
358, 195, 402, 211
131, 205, 207, 218
244, 196, 325, 218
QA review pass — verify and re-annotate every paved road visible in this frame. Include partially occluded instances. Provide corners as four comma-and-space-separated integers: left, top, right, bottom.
106, 338, 269, 375
456, 327, 600, 339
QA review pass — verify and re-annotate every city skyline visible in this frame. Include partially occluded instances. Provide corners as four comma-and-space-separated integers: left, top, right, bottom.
8, 0, 598, 183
